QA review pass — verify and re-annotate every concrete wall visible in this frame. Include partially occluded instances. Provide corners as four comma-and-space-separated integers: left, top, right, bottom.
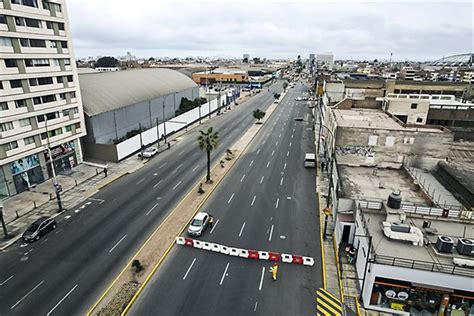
335, 127, 454, 170
84, 86, 199, 144
385, 99, 430, 124
325, 81, 345, 104
82, 142, 118, 162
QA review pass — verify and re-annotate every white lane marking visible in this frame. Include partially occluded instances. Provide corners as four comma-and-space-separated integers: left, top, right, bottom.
275, 141, 278, 146
262, 140, 266, 145
46, 284, 78, 316
158, 162, 168, 169
227, 193, 235, 204
271, 150, 274, 156
257, 149, 261, 155
136, 178, 145, 185
238, 222, 246, 237
172, 180, 182, 190
291, 134, 294, 139
109, 234, 127, 253
240, 174, 246, 182
153, 179, 163, 188
146, 203, 159, 216
266, 161, 270, 168
40, 238, 48, 245
279, 134, 282, 138
74, 209, 80, 213
88, 198, 105, 204
280, 177, 284, 186
260, 176, 264, 184
254, 301, 259, 311
275, 198, 280, 209
172, 163, 183, 174
178, 150, 185, 156
210, 219, 219, 234
64, 215, 71, 220
192, 165, 199, 172
289, 142, 292, 147
182, 258, 197, 280
219, 262, 230, 285
283, 162, 287, 170
251, 195, 256, 206
249, 160, 254, 167
10, 280, 44, 310
258, 267, 265, 291
269, 224, 274, 241
287, 151, 290, 157
0, 275, 13, 286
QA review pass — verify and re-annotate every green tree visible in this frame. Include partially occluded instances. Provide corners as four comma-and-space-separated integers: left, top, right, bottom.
253, 109, 266, 123
197, 127, 219, 183
274, 93, 281, 99
95, 56, 119, 68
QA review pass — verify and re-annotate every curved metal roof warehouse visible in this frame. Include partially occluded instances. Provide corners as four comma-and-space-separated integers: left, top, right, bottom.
79, 68, 198, 117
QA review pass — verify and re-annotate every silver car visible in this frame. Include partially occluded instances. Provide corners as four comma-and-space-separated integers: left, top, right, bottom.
187, 212, 210, 237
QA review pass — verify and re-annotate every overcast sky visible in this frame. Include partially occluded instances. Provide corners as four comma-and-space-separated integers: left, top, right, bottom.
66, 0, 473, 61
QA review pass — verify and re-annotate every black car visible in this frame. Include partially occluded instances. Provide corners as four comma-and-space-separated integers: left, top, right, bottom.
22, 216, 57, 242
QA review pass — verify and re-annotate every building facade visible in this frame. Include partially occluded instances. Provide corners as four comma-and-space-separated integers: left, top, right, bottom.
0, 0, 85, 198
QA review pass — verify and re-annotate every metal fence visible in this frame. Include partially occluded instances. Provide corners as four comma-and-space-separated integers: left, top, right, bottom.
373, 255, 474, 278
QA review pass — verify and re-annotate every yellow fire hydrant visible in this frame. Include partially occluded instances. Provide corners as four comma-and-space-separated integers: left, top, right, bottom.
270, 263, 278, 281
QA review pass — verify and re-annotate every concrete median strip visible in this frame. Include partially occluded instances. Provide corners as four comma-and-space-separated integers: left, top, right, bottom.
87, 92, 287, 316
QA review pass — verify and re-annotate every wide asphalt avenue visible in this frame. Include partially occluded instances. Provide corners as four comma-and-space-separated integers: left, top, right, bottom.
129, 82, 322, 315
0, 81, 284, 315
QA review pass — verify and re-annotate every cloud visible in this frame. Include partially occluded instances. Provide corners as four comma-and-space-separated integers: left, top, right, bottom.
66, 0, 473, 60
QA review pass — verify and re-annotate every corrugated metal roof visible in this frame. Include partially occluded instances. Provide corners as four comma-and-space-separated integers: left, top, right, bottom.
79, 68, 198, 116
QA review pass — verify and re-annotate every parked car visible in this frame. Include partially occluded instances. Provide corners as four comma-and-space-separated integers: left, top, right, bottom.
187, 212, 210, 237
142, 147, 158, 158
22, 216, 57, 242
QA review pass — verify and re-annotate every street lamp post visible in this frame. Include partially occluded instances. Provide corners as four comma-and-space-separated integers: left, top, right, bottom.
0, 203, 9, 239
45, 116, 63, 212
162, 95, 169, 144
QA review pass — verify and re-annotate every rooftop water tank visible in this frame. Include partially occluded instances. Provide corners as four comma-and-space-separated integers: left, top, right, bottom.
387, 191, 402, 209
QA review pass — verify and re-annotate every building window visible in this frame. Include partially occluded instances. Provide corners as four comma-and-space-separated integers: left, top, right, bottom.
42, 0, 49, 10
416, 118, 423, 123
57, 76, 63, 83
10, 79, 22, 88
42, 94, 56, 104
33, 97, 41, 105
52, 2, 61, 12
25, 18, 42, 28
0, 102, 7, 111
24, 136, 35, 145
51, 59, 59, 66
59, 93, 66, 100
58, 23, 64, 31
46, 21, 53, 29
67, 75, 73, 82
20, 118, 31, 127
411, 103, 418, 109
64, 58, 71, 66
0, 37, 12, 47
4, 141, 19, 151
38, 77, 53, 85
65, 125, 72, 132
13, 0, 38, 7
25, 59, 50, 67
49, 40, 56, 48
60, 41, 68, 49
15, 99, 27, 108
20, 38, 30, 47
0, 122, 14, 132
0, 15, 6, 24
5, 59, 18, 68
29, 39, 46, 48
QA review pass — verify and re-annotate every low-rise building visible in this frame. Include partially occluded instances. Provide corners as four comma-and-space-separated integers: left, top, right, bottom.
191, 69, 249, 84
334, 166, 473, 315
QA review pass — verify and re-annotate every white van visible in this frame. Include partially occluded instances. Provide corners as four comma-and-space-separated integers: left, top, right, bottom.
304, 153, 316, 168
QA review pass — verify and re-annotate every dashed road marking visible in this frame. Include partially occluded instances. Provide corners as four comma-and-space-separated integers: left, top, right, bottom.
228, 193, 235, 204
146, 202, 159, 216
219, 262, 230, 285
46, 284, 78, 316
238, 222, 246, 237
182, 258, 197, 280
267, 161, 270, 168
251, 195, 256, 206
249, 160, 254, 167
258, 267, 265, 291
240, 174, 246, 182
260, 176, 264, 184
275, 198, 280, 208
109, 234, 127, 253
10, 280, 44, 310
280, 177, 284, 186
172, 181, 182, 190
0, 275, 13, 286
269, 224, 274, 241
210, 219, 219, 234
153, 180, 163, 188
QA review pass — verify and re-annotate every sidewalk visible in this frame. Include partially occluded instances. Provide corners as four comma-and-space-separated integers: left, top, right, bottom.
0, 92, 253, 251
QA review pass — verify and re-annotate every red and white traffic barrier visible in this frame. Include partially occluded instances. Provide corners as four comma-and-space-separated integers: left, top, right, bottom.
175, 237, 314, 267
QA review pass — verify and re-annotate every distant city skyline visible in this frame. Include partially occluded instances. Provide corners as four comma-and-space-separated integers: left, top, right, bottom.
68, 0, 472, 61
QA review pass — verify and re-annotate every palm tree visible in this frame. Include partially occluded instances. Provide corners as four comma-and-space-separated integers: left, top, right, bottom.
197, 127, 219, 183
253, 109, 266, 123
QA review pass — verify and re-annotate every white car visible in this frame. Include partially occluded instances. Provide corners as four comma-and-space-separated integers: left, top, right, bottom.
142, 147, 158, 158
187, 212, 210, 237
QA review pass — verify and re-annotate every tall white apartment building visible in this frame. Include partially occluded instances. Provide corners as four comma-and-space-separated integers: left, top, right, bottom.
0, 0, 85, 198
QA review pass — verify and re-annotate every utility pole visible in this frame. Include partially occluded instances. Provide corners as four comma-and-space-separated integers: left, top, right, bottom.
156, 117, 160, 150
45, 116, 63, 212
0, 203, 9, 239
139, 122, 143, 158
162, 96, 167, 143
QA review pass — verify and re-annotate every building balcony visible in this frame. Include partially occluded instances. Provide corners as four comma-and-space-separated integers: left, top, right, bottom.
14, 26, 54, 37
20, 47, 58, 55
25, 65, 61, 74
2, 86, 25, 97
29, 83, 64, 93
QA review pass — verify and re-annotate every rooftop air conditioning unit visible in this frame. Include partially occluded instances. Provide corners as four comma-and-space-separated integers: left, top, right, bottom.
456, 238, 474, 257
390, 222, 411, 233
436, 236, 454, 253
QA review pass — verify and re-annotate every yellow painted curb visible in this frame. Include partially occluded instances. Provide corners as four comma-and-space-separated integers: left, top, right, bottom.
318, 178, 327, 290
332, 232, 344, 303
